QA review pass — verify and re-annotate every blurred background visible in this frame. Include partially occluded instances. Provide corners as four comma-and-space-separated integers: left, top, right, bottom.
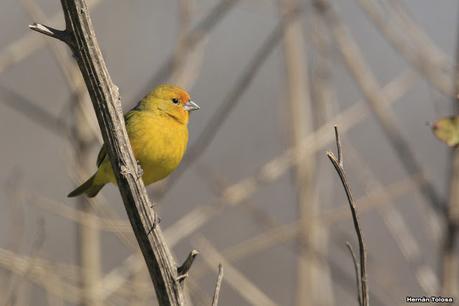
0, 0, 458, 305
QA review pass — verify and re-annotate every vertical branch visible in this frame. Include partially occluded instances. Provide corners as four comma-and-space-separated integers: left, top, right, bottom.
326, 127, 369, 306
29, 1, 196, 305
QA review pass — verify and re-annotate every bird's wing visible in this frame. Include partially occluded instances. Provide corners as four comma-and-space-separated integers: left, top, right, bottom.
95, 110, 139, 167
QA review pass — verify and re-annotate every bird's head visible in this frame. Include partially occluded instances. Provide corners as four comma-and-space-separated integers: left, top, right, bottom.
140, 84, 199, 124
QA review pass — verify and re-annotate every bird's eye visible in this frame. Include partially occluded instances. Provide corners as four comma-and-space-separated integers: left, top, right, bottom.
172, 98, 180, 104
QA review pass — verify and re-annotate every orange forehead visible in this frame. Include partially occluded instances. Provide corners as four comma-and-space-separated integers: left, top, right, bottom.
154, 84, 191, 104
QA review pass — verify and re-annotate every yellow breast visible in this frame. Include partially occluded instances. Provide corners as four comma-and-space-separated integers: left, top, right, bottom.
127, 110, 188, 185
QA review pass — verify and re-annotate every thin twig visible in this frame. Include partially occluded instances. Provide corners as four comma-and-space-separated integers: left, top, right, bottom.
346, 142, 438, 294
346, 242, 362, 306
334, 125, 342, 166
326, 126, 369, 306
28, 23, 73, 46
211, 264, 224, 306
177, 250, 199, 280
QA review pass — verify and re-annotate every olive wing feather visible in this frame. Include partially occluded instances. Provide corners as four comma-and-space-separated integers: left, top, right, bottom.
95, 109, 139, 167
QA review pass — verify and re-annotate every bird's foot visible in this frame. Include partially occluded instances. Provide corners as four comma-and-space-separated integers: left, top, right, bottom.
136, 160, 144, 178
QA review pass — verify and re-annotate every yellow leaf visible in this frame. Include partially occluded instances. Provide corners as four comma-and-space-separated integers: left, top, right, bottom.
432, 116, 459, 147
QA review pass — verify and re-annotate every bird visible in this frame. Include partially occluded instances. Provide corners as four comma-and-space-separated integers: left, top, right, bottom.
68, 84, 199, 198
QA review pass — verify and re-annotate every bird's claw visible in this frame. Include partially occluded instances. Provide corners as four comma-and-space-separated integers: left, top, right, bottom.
136, 160, 144, 178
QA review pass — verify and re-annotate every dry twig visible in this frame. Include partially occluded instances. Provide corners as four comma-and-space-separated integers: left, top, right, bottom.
346, 242, 362, 306
211, 264, 224, 306
326, 126, 369, 306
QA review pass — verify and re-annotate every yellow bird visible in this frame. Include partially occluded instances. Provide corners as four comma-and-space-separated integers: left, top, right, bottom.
68, 84, 199, 198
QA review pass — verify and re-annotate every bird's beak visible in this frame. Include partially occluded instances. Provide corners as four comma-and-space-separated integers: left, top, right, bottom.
184, 100, 200, 112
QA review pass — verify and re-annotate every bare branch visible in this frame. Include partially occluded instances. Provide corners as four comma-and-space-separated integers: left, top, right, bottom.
30, 0, 188, 304
333, 125, 342, 166
211, 264, 224, 306
346, 141, 439, 294
345, 242, 362, 306
326, 126, 369, 306
28, 23, 73, 46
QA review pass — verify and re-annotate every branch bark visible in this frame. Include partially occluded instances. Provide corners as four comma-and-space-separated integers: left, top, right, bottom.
29, 1, 192, 305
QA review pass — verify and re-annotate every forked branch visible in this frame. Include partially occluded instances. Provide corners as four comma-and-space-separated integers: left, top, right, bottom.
326, 126, 369, 306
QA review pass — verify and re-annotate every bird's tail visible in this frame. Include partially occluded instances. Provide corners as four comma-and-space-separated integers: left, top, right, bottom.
68, 174, 105, 198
